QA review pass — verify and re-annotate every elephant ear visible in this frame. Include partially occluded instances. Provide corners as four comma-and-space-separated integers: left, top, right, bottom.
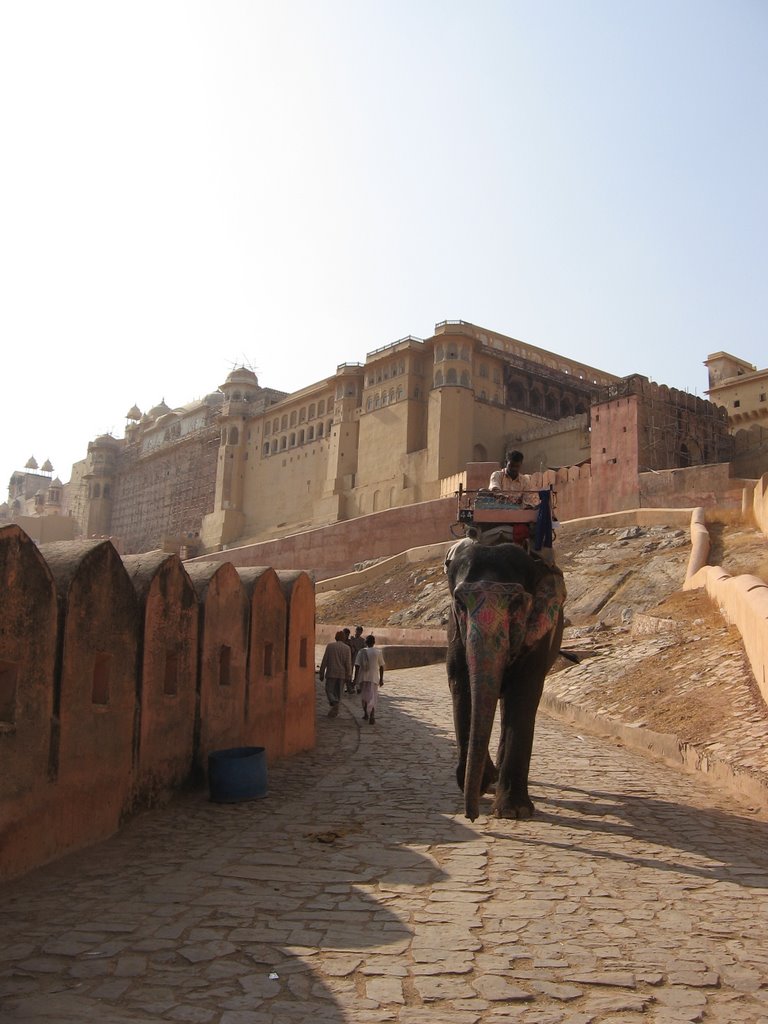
524, 565, 567, 647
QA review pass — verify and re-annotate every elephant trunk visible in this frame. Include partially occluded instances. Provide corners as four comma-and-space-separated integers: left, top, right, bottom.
456, 581, 532, 821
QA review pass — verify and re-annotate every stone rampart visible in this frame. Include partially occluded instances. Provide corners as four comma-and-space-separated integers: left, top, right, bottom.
752, 472, 768, 540
0, 526, 316, 881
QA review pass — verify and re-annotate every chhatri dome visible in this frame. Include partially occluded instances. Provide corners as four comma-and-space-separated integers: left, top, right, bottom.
25, 456, 38, 470
147, 399, 171, 420
224, 367, 259, 388
126, 404, 142, 421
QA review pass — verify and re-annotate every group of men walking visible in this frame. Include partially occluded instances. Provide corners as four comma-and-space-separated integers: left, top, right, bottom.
318, 626, 385, 725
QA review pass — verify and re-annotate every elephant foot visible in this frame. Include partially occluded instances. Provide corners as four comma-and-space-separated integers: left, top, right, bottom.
493, 793, 535, 819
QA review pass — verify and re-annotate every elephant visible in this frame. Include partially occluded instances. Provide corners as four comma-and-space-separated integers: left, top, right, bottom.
445, 538, 566, 821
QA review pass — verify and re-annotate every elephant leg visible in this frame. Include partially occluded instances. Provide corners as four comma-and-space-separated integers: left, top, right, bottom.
448, 659, 498, 796
493, 663, 546, 819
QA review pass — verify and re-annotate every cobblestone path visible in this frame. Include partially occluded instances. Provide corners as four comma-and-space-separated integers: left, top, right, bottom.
2, 666, 768, 1024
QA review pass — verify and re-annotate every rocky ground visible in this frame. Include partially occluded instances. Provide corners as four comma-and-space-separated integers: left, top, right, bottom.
317, 518, 768, 767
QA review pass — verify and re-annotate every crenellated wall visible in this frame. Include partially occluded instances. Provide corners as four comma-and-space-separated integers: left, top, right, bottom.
0, 525, 316, 882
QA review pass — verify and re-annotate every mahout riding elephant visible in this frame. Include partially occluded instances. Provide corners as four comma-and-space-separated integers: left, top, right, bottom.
445, 539, 566, 821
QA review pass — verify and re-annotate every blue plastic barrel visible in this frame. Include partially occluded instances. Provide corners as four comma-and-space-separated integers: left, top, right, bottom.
208, 746, 268, 803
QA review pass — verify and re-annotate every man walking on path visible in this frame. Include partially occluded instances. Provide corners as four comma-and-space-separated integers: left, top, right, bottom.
353, 634, 385, 724
319, 631, 352, 717
348, 626, 366, 691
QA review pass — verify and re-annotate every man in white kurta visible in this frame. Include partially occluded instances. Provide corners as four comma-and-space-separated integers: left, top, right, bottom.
353, 635, 385, 725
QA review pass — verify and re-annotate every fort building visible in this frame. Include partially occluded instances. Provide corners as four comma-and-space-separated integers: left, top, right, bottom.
3, 321, 746, 556
705, 351, 768, 428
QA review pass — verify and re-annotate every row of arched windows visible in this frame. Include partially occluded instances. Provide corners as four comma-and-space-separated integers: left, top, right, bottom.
506, 383, 587, 418
434, 344, 470, 362
262, 419, 332, 456
366, 359, 407, 387
365, 386, 407, 411
263, 398, 331, 437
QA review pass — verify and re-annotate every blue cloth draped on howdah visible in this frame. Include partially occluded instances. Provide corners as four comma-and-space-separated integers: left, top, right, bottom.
534, 490, 554, 550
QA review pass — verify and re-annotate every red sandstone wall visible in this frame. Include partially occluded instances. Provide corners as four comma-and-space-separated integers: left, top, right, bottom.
277, 571, 316, 757
39, 540, 140, 863
0, 529, 318, 882
0, 527, 59, 880
123, 552, 199, 805
190, 455, 748, 579
196, 497, 457, 578
238, 567, 287, 762
185, 562, 250, 771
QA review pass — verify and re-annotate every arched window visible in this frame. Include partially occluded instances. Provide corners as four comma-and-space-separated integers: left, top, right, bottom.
460, 346, 469, 361
374, 393, 381, 408
530, 390, 542, 413
396, 386, 403, 400
575, 402, 587, 415
264, 421, 271, 436
228, 427, 239, 445
560, 398, 573, 418
435, 344, 444, 361
473, 443, 487, 461
281, 415, 288, 430
298, 429, 305, 445
271, 439, 278, 453
263, 442, 270, 456
308, 425, 314, 440
373, 489, 381, 511
389, 388, 394, 403
92, 483, 101, 498
447, 347, 457, 359
447, 368, 457, 385
103, 484, 111, 498
545, 393, 558, 417
508, 383, 524, 407
232, 391, 241, 401
460, 371, 470, 386
289, 432, 296, 447
280, 436, 287, 450
434, 370, 444, 386
318, 399, 325, 415
290, 411, 297, 427
327, 419, 332, 435
479, 363, 488, 378
308, 403, 315, 419
299, 408, 306, 423
367, 396, 373, 411
221, 428, 227, 445
382, 392, 388, 406
273, 418, 279, 433
317, 422, 324, 438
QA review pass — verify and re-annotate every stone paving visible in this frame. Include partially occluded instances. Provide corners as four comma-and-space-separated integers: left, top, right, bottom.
3, 669, 768, 1024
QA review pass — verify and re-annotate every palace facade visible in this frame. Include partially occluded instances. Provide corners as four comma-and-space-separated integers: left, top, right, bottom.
3, 320, 737, 555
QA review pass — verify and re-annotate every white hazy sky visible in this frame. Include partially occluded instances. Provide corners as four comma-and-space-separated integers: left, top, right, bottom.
2, 1, 766, 488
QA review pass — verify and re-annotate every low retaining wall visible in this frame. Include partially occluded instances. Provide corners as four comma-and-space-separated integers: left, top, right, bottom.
315, 623, 447, 647
684, 562, 768, 705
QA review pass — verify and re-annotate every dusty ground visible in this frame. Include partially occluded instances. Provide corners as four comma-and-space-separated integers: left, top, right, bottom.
317, 520, 768, 752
